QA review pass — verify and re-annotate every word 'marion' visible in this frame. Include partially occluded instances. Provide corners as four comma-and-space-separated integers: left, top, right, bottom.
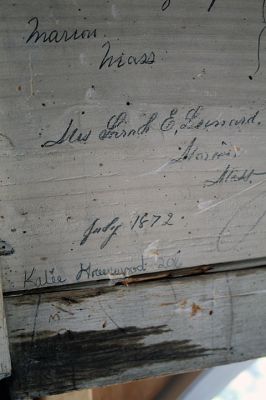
26, 17, 97, 44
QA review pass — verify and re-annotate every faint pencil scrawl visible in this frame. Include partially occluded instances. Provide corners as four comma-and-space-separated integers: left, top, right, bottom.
249, 0, 266, 79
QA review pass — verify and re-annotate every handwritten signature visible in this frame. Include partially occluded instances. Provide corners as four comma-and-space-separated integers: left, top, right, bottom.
204, 164, 266, 187
41, 107, 261, 147
76, 257, 146, 281
171, 137, 239, 163
99, 40, 155, 70
26, 16, 97, 44
24, 267, 66, 289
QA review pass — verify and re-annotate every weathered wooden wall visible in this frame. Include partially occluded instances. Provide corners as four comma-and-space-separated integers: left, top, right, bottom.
1, 0, 266, 292
1, 0, 266, 398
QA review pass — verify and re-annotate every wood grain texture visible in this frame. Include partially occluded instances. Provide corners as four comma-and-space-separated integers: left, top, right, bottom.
1, 0, 266, 291
0, 275, 11, 380
41, 375, 173, 400
5, 266, 266, 398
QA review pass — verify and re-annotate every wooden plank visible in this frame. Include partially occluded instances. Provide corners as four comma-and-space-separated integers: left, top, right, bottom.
42, 389, 93, 400
0, 275, 11, 379
1, 0, 266, 291
41, 372, 202, 400
41, 375, 174, 400
89, 376, 172, 400
5, 266, 266, 398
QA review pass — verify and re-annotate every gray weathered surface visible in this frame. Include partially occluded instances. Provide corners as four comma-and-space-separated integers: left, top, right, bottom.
0, 275, 11, 379
1, 0, 266, 291
5, 266, 266, 398
2, 1, 266, 395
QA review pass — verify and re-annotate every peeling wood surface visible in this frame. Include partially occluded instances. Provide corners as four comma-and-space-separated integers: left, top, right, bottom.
1, 0, 266, 291
5, 266, 266, 398
0, 275, 11, 379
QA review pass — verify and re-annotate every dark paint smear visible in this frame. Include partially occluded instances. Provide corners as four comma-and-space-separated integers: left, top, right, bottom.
10, 326, 218, 398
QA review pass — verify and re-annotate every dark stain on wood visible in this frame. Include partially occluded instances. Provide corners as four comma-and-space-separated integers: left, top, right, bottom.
12, 330, 56, 342
9, 325, 216, 398
10, 286, 118, 306
60, 296, 82, 305
191, 303, 203, 317
57, 287, 116, 302
0, 239, 14, 256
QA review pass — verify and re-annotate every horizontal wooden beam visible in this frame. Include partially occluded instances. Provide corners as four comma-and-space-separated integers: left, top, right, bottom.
5, 265, 266, 398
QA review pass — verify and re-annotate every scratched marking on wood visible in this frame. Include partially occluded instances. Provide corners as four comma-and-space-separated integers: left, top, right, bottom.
5, 267, 266, 398
1, 0, 266, 291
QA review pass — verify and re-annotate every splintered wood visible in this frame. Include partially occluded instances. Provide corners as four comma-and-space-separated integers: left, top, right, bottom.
1, 0, 266, 292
